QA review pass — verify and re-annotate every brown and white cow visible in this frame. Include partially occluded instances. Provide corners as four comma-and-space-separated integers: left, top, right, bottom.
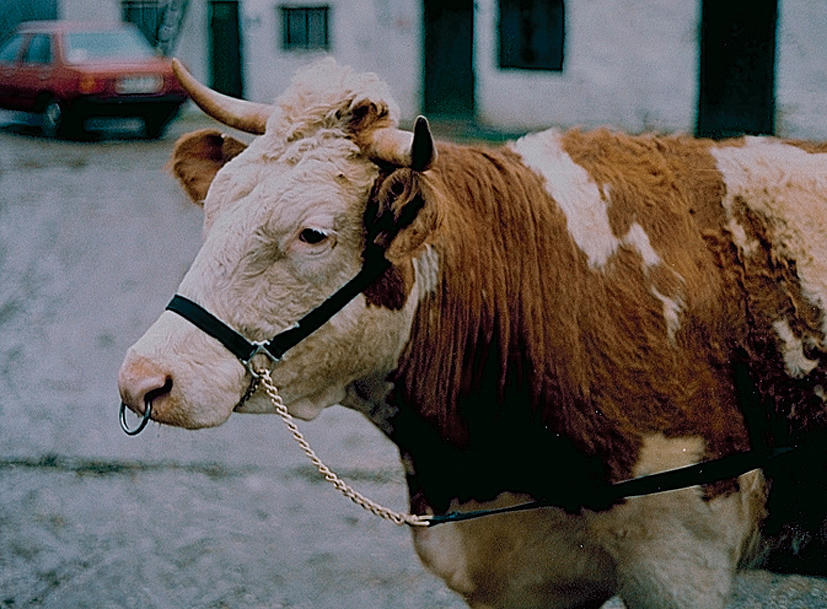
118, 59, 827, 609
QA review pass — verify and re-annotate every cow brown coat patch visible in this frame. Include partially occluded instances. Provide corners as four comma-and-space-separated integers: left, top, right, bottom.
379, 131, 826, 540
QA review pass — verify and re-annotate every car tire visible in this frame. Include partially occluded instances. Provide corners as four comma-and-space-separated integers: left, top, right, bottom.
40, 97, 64, 137
143, 115, 169, 139
143, 105, 181, 140
40, 96, 80, 138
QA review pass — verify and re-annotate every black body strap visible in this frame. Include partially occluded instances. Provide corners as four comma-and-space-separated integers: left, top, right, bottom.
425, 444, 799, 525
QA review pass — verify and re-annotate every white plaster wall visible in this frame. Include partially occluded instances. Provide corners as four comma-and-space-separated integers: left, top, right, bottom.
63, 1, 826, 139
241, 0, 421, 119
59, 0, 121, 24
776, 0, 827, 140
145, 1, 422, 120
475, 0, 700, 133
172, 1, 210, 87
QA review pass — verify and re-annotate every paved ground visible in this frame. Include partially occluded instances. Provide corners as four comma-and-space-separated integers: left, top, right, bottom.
0, 111, 824, 608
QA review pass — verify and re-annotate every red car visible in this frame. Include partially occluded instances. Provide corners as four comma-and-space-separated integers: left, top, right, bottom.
0, 21, 188, 138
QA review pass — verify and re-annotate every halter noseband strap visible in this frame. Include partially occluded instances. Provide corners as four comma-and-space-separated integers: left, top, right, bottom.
165, 255, 392, 374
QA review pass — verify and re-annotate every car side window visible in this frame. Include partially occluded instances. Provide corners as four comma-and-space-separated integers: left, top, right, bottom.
24, 34, 52, 64
0, 34, 25, 63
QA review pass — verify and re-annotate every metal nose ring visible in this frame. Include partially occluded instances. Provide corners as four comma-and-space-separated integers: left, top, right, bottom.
119, 399, 152, 436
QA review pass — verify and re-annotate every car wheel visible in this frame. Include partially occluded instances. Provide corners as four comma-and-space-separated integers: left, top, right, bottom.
41, 97, 64, 137
143, 115, 169, 139
40, 97, 81, 138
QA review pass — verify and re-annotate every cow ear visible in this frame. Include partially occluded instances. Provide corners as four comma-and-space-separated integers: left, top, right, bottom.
168, 129, 247, 205
364, 169, 441, 262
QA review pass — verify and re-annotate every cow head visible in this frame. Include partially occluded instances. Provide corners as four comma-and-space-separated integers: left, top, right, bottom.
118, 59, 438, 429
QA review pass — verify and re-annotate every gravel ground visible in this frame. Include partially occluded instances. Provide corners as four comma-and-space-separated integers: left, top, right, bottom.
0, 111, 824, 608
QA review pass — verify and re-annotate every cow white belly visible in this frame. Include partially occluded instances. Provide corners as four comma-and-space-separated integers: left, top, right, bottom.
412, 492, 617, 609
411, 473, 765, 609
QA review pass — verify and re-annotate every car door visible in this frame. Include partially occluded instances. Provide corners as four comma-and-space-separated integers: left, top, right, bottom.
0, 33, 26, 109
16, 33, 55, 111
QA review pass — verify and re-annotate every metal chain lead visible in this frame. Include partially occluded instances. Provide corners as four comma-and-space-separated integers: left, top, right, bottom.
255, 367, 431, 528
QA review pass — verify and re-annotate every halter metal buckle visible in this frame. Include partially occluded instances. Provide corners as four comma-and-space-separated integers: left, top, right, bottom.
242, 341, 281, 379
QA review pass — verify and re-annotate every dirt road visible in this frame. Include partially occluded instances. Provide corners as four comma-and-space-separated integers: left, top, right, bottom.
0, 113, 823, 608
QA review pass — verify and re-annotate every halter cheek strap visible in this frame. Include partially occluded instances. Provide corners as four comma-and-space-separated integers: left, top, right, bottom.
165, 255, 392, 374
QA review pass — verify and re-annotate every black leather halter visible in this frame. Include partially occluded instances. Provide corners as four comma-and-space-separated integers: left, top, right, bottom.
165, 255, 392, 374
118, 252, 390, 436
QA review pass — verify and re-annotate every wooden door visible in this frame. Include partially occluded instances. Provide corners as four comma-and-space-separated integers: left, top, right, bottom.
424, 0, 474, 118
697, 0, 777, 138
209, 0, 243, 98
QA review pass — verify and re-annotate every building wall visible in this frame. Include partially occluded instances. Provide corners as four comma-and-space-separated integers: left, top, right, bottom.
58, 0, 121, 25
173, 1, 210, 88
173, 0, 421, 118
475, 0, 826, 139
239, 0, 421, 117
53, 0, 827, 139
475, 0, 700, 134
0, 0, 58, 39
776, 0, 827, 139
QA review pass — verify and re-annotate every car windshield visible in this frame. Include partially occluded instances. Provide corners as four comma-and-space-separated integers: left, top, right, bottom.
64, 29, 156, 63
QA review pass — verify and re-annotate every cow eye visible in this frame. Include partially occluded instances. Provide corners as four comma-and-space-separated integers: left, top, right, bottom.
298, 228, 329, 245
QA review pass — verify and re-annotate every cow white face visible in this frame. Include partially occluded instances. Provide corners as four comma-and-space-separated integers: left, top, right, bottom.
118, 60, 438, 429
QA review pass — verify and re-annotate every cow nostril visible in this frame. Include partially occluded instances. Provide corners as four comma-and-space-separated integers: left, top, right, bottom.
144, 376, 173, 405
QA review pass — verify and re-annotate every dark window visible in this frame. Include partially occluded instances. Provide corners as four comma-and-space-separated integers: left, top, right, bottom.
499, 0, 564, 71
23, 34, 52, 64
0, 33, 24, 63
280, 6, 329, 50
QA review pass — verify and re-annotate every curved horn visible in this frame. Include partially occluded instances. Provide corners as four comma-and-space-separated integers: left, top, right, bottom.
366, 116, 437, 171
172, 58, 272, 134
410, 116, 437, 171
